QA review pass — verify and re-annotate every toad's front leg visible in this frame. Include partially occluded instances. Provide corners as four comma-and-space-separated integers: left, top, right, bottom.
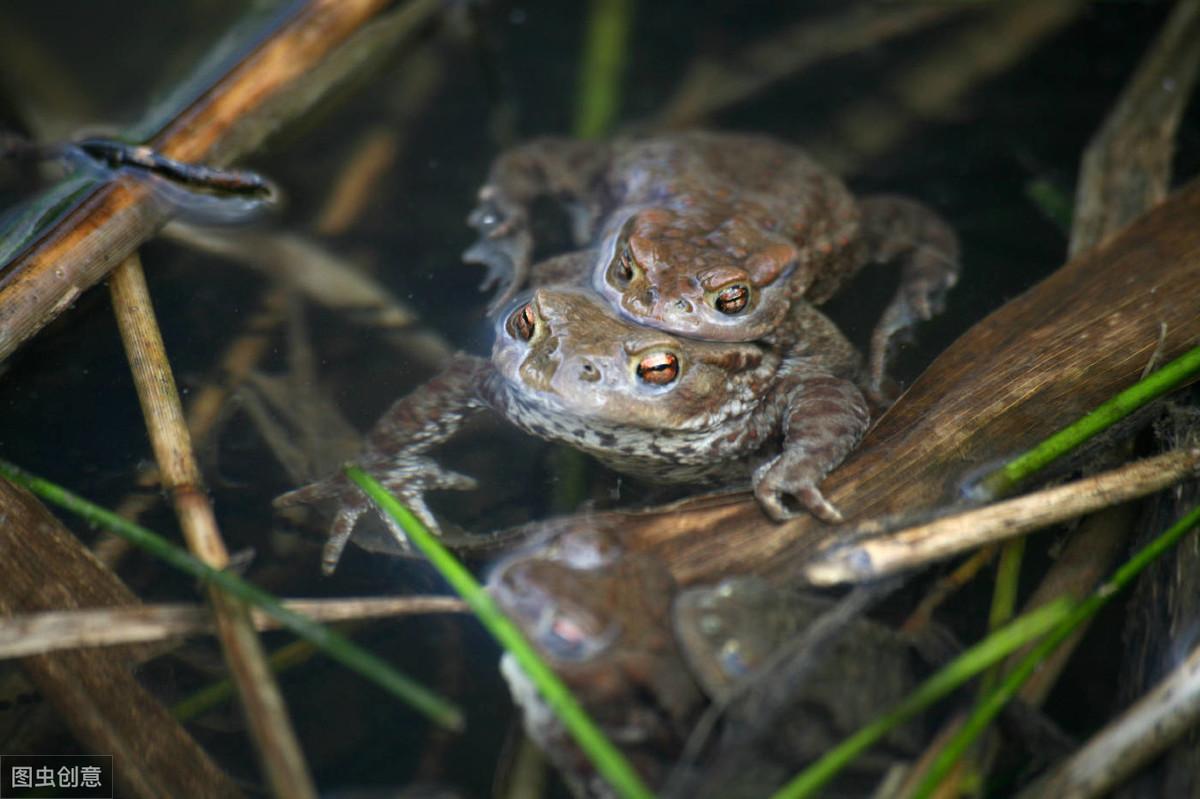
464, 137, 609, 310
752, 370, 870, 524
274, 353, 493, 574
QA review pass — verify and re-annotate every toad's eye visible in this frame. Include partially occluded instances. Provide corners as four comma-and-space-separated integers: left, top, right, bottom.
636, 352, 680, 385
506, 303, 537, 341
714, 284, 750, 315
610, 242, 638, 286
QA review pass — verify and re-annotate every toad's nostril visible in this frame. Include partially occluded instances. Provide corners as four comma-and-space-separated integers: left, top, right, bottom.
673, 298, 693, 313
578, 361, 601, 382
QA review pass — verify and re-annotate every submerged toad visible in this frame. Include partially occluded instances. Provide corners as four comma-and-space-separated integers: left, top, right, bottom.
488, 527, 705, 797
466, 130, 959, 392
490, 528, 923, 797
274, 253, 869, 573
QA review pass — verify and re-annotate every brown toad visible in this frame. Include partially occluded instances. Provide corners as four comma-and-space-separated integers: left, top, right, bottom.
466, 130, 959, 393
489, 528, 924, 798
275, 253, 869, 573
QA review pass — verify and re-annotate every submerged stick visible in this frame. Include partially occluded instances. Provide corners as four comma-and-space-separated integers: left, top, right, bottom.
109, 252, 317, 798
896, 3, 1200, 791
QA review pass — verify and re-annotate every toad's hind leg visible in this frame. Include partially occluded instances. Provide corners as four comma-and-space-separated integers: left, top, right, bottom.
857, 195, 960, 400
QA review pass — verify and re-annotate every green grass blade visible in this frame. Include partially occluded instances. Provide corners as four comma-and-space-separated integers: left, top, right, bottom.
978, 344, 1200, 498
574, 0, 634, 138
348, 466, 655, 799
0, 459, 462, 731
913, 502, 1200, 797
768, 598, 1074, 799
174, 637, 318, 721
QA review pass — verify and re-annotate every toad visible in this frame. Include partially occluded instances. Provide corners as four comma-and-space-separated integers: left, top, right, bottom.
489, 528, 923, 797
465, 130, 959, 393
274, 254, 869, 573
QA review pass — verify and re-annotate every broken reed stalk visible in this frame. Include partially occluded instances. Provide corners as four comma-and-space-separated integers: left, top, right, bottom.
0, 477, 243, 799
774, 503, 1200, 799
804, 447, 1200, 584
0, 596, 468, 659
99, 70, 442, 564
108, 252, 317, 798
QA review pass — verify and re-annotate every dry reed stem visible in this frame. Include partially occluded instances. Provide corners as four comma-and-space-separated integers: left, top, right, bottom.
803, 449, 1200, 585
1070, 0, 1200, 256
0, 596, 468, 659
109, 252, 316, 798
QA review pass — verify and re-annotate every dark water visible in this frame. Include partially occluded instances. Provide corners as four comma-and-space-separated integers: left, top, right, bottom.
0, 0, 1194, 796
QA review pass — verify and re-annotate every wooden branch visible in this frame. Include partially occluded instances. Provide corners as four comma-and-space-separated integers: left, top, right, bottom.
0, 478, 242, 799
0, 0, 440, 363
109, 252, 315, 798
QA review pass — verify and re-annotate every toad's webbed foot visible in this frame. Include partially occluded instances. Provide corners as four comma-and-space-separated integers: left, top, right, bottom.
465, 138, 610, 311
754, 372, 869, 524
858, 195, 960, 399
464, 187, 532, 311
275, 456, 478, 575
275, 353, 493, 574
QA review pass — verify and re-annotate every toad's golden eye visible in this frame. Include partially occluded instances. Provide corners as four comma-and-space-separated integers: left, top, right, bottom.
611, 242, 637, 285
636, 352, 680, 385
714, 284, 749, 314
507, 303, 537, 341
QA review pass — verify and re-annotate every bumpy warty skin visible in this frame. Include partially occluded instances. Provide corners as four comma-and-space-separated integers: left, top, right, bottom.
275, 267, 871, 572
